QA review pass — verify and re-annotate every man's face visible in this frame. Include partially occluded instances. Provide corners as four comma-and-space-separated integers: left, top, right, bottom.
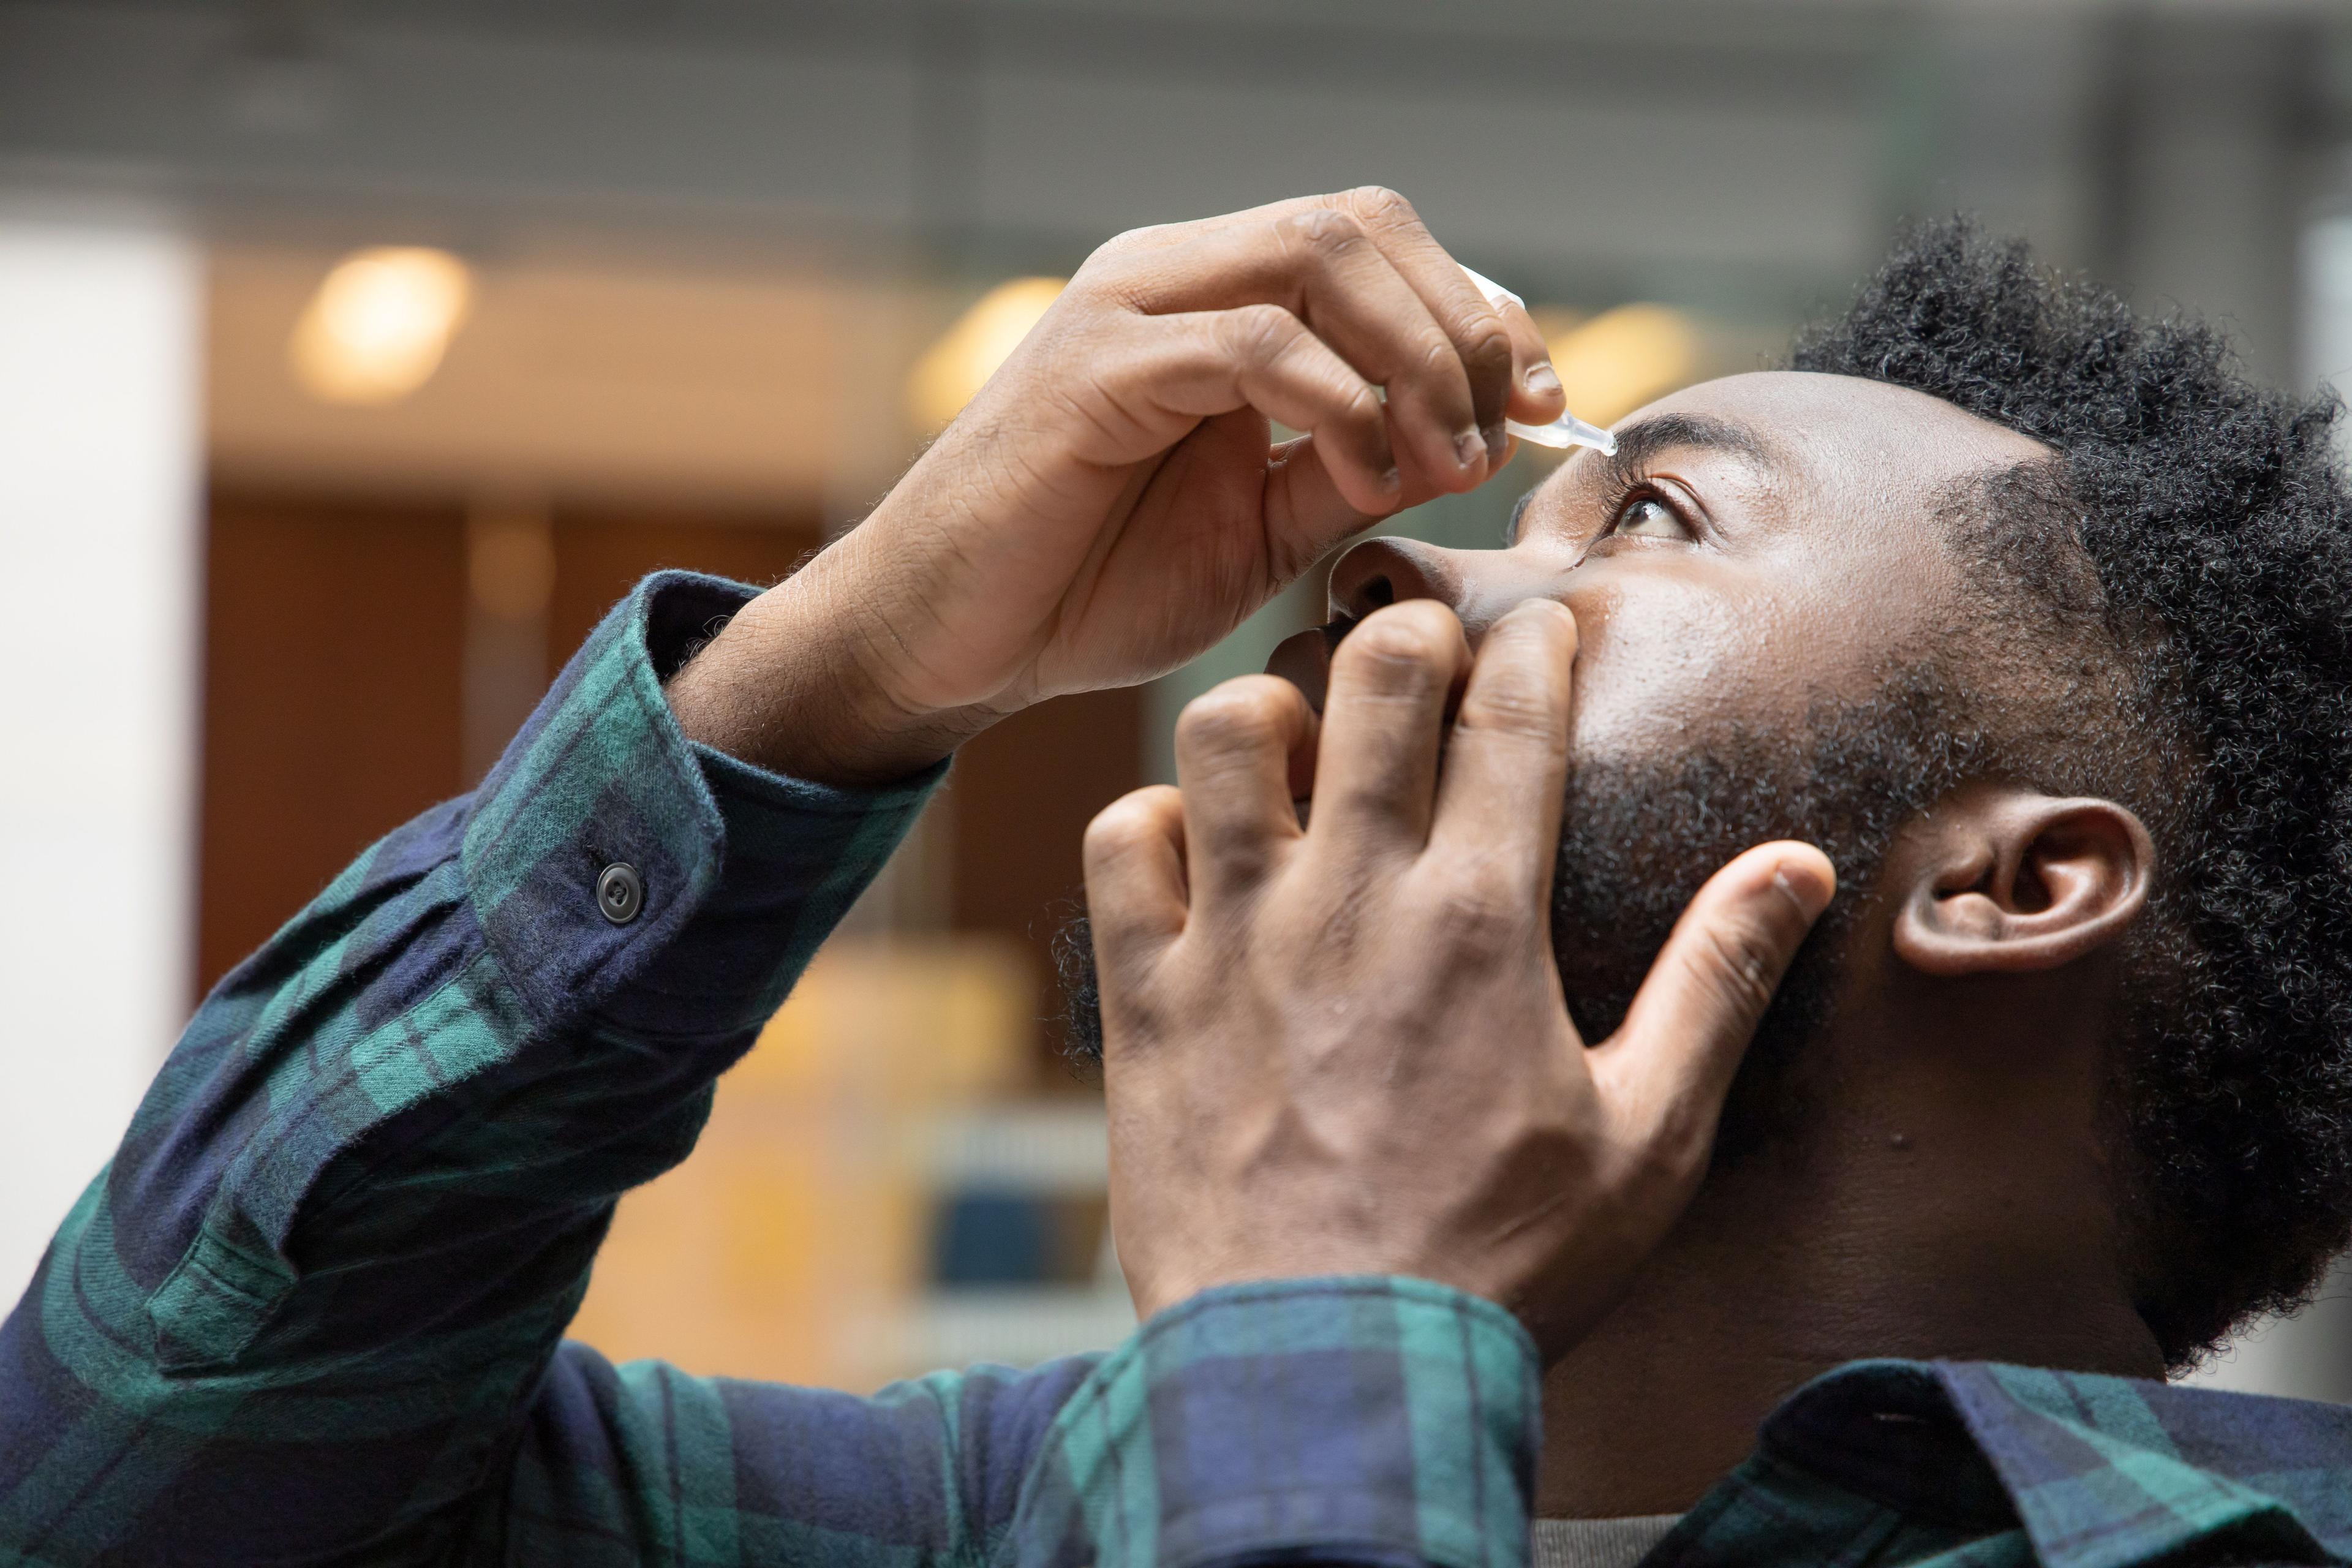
1320, 372, 2053, 1143
1394, 370, 2049, 767
1068, 372, 2052, 1118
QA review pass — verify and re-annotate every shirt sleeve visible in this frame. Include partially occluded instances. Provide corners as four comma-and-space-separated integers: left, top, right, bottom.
0, 571, 1543, 1568
489, 1276, 1539, 1568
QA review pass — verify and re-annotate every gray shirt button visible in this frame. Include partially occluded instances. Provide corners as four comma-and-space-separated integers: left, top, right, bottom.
596, 862, 644, 925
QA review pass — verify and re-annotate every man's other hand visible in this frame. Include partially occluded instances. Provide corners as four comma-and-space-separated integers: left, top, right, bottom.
667, 188, 1564, 783
1084, 598, 1835, 1360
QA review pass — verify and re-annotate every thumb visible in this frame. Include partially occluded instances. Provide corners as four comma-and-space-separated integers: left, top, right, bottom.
1587, 841, 1836, 1142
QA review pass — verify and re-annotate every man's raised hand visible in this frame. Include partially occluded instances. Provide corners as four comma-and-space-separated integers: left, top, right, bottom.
1085, 598, 1836, 1360
666, 189, 1564, 782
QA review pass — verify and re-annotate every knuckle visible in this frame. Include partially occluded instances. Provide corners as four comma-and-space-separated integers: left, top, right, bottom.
1689, 924, 1781, 1025
1222, 301, 1302, 365
1338, 381, 1385, 423
1084, 797, 1155, 859
1087, 224, 1166, 265
1430, 872, 1537, 959
1177, 681, 1289, 755
1455, 668, 1565, 744
1279, 205, 1367, 261
1338, 609, 1447, 675
1414, 331, 1460, 377
1459, 317, 1514, 380
1343, 184, 1419, 229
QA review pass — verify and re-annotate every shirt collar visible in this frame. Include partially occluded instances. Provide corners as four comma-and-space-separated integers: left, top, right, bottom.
1758, 1359, 2352, 1568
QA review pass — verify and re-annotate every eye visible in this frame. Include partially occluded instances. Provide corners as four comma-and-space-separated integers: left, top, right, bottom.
1609, 491, 1687, 540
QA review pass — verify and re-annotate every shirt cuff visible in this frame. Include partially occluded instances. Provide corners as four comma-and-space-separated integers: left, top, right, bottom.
461, 570, 944, 1038
1012, 1277, 1541, 1568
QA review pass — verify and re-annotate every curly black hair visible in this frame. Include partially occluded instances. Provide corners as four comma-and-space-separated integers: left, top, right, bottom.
1794, 221, 2352, 1364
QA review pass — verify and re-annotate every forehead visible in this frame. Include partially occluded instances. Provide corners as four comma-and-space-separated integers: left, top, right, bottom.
1607, 370, 2050, 503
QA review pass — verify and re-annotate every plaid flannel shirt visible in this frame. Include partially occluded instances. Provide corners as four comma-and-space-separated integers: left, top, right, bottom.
2, 573, 2348, 1568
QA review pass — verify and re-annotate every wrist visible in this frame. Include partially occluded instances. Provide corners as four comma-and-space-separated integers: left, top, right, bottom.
665, 564, 1001, 786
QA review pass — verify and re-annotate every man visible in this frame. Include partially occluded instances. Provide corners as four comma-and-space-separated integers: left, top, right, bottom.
0, 190, 1827, 1568
1070, 220, 2352, 1561
0, 192, 2341, 1567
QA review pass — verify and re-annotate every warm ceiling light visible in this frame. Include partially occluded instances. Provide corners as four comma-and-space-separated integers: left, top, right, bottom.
1541, 304, 1703, 427
905, 277, 1066, 430
289, 246, 473, 405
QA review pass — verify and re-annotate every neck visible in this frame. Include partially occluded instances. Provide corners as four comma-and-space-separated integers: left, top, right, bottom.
1535, 993, 2166, 1517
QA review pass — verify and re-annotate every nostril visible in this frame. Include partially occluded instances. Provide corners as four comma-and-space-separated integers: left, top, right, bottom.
1327, 537, 1452, 623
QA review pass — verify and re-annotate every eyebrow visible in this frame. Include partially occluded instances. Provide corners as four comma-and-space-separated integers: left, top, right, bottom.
1596, 411, 1781, 491
1507, 411, 1781, 544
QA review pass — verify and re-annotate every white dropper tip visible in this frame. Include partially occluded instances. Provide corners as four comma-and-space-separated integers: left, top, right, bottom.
1505, 413, 1618, 454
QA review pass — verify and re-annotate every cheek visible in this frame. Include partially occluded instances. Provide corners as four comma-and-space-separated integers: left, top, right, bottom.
1565, 575, 1809, 764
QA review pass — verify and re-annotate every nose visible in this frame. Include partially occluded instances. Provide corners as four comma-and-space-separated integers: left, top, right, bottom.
1328, 535, 1571, 647
1327, 536, 1462, 624
1275, 536, 1572, 712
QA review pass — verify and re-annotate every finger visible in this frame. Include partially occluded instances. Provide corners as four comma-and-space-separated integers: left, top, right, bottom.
1492, 293, 1567, 424
1083, 785, 1189, 957
1426, 598, 1577, 894
1082, 192, 1341, 279
1085, 190, 1403, 303
1308, 599, 1471, 854
1588, 842, 1837, 1144
1259, 432, 1384, 576
1264, 202, 1485, 492
1334, 187, 1517, 467
1096, 307, 1401, 514
1173, 674, 1317, 900
1099, 199, 1491, 493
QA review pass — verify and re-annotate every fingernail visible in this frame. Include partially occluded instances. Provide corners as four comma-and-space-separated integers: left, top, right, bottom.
1525, 362, 1561, 397
1481, 422, 1509, 462
1379, 465, 1402, 494
1453, 429, 1487, 469
1771, 863, 1836, 923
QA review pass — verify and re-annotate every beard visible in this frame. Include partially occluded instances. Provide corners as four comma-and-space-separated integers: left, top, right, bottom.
1057, 667, 1973, 1164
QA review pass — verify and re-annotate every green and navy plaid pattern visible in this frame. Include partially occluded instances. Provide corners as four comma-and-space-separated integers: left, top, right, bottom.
1652, 1358, 2352, 1568
4, 573, 2350, 1567
0, 575, 1540, 1567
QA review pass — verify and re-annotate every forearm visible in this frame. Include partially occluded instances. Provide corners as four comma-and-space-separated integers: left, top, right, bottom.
0, 573, 940, 1563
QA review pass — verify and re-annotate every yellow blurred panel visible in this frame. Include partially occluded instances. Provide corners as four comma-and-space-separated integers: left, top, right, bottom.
744, 935, 1034, 1099
905, 278, 1066, 430
567, 935, 1036, 1390
1528, 307, 1586, 354
1545, 304, 1705, 427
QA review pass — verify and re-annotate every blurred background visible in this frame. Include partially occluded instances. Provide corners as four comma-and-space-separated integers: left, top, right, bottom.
5, 0, 2352, 1396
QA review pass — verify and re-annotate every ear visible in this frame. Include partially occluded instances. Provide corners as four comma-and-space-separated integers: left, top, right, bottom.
1891, 789, 2155, 977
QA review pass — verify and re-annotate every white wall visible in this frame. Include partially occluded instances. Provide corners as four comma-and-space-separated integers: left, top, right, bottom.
2179, 212, 2352, 1402
2304, 214, 2352, 426
0, 219, 202, 1311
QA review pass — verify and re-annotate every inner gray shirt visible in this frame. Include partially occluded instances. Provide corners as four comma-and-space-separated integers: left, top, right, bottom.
1530, 1514, 1684, 1568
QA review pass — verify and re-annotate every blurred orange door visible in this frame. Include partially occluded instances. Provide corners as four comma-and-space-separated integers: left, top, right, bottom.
197, 488, 820, 998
